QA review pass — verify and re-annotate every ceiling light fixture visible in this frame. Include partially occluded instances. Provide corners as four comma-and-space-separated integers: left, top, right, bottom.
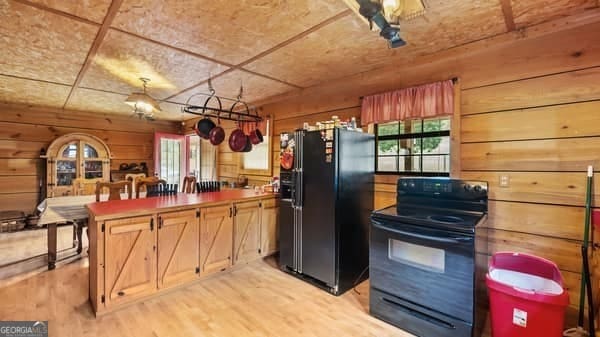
125, 77, 161, 120
347, 0, 426, 48
357, 0, 406, 48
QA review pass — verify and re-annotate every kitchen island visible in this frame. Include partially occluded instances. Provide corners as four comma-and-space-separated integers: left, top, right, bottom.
87, 190, 279, 316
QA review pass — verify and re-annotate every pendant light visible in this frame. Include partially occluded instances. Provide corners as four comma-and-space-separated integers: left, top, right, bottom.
125, 78, 161, 119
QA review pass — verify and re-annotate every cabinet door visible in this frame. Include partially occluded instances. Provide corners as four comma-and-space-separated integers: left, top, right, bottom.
261, 198, 279, 256
104, 215, 156, 308
157, 209, 200, 289
200, 205, 233, 276
233, 200, 262, 264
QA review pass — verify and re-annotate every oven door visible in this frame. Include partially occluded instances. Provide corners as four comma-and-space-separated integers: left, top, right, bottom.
370, 216, 475, 323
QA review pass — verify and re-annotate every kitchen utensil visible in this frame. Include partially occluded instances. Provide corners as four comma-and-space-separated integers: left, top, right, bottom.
249, 128, 263, 145
237, 175, 248, 187
229, 127, 247, 152
196, 117, 216, 139
246, 121, 263, 145
209, 116, 225, 146
242, 136, 253, 152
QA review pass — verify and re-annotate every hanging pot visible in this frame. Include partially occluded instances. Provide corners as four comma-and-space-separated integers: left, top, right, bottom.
196, 117, 215, 139
209, 116, 225, 146
248, 126, 263, 145
229, 127, 247, 152
242, 136, 253, 152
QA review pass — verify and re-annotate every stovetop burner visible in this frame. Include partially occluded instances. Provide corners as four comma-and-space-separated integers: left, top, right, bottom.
373, 205, 485, 232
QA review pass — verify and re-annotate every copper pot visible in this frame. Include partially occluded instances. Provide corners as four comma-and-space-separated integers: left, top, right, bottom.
248, 128, 263, 145
209, 117, 225, 145
229, 128, 247, 152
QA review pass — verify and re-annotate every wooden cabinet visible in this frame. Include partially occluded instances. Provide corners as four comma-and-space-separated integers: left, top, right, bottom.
157, 209, 200, 289
89, 194, 279, 316
200, 204, 233, 276
104, 215, 156, 309
233, 200, 262, 264
260, 198, 279, 256
44, 133, 111, 197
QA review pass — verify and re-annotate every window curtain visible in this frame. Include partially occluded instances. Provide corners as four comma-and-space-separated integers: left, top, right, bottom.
361, 79, 454, 125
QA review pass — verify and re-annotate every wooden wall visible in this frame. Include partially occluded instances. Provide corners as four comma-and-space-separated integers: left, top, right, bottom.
0, 104, 179, 214
256, 21, 600, 314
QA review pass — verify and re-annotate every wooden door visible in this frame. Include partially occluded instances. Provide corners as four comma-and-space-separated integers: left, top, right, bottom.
104, 215, 156, 308
233, 200, 261, 264
200, 205, 233, 276
261, 198, 279, 256
157, 209, 200, 289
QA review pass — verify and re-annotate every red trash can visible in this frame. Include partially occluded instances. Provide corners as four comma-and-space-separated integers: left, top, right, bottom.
486, 252, 569, 337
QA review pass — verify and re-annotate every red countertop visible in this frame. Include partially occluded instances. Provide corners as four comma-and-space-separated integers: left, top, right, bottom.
86, 190, 277, 220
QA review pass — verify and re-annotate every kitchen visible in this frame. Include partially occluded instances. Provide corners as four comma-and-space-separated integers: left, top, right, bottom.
1, 0, 600, 336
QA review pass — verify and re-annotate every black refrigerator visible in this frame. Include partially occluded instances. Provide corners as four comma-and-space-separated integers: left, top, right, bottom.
279, 128, 374, 295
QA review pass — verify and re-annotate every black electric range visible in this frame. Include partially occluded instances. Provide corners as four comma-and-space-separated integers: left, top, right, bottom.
369, 178, 488, 337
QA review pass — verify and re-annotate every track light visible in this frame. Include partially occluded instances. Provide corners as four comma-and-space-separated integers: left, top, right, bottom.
356, 0, 406, 48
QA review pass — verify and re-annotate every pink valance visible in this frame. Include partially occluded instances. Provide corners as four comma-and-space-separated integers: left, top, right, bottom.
361, 79, 454, 125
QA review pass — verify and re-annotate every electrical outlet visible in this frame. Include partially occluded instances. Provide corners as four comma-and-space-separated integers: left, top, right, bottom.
499, 175, 510, 187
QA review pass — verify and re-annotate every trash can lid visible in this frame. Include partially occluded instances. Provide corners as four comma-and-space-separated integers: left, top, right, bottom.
489, 268, 563, 295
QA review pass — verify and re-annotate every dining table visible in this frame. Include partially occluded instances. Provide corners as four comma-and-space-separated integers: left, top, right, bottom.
37, 193, 143, 270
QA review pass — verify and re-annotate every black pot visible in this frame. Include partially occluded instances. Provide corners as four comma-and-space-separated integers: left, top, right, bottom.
242, 137, 253, 152
196, 117, 216, 139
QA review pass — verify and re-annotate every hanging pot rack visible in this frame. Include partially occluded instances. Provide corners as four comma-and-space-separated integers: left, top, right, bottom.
181, 78, 262, 123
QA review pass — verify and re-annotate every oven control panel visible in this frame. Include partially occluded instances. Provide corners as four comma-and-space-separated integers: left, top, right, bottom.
398, 178, 488, 199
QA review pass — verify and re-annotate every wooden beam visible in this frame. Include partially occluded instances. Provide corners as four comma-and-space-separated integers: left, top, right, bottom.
11, 0, 100, 26
499, 0, 516, 31
62, 0, 124, 109
236, 9, 352, 68
162, 68, 236, 102
167, 10, 351, 103
108, 27, 237, 69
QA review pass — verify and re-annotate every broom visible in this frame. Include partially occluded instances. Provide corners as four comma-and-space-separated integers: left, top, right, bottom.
565, 165, 594, 337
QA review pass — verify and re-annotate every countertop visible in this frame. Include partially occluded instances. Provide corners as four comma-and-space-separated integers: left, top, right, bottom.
86, 190, 277, 220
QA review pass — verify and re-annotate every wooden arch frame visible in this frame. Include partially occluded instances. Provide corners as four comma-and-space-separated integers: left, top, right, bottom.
43, 133, 113, 197
45, 133, 112, 159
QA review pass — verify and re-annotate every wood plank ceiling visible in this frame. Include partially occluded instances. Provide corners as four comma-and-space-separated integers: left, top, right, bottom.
0, 0, 598, 120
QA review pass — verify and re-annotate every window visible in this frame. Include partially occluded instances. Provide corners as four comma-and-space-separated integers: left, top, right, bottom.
242, 119, 270, 171
376, 117, 450, 175
187, 134, 216, 180
159, 137, 183, 185
61, 143, 78, 158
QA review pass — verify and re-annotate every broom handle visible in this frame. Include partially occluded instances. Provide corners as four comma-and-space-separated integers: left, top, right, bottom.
578, 165, 593, 327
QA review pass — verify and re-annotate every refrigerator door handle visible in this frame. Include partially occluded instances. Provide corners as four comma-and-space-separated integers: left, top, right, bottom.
294, 171, 303, 208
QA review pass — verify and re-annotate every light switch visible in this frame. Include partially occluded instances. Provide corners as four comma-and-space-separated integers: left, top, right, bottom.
499, 175, 510, 187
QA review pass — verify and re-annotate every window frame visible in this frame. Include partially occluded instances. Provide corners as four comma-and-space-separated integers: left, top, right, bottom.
375, 118, 451, 176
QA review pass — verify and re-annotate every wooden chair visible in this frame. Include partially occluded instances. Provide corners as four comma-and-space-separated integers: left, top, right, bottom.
95, 180, 132, 202
136, 177, 168, 198
72, 177, 104, 196
125, 173, 146, 195
182, 176, 197, 193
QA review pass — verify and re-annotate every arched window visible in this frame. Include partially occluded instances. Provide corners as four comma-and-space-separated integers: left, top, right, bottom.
44, 133, 111, 197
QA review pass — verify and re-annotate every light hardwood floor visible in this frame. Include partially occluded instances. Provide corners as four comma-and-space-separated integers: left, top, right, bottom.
0, 257, 424, 337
